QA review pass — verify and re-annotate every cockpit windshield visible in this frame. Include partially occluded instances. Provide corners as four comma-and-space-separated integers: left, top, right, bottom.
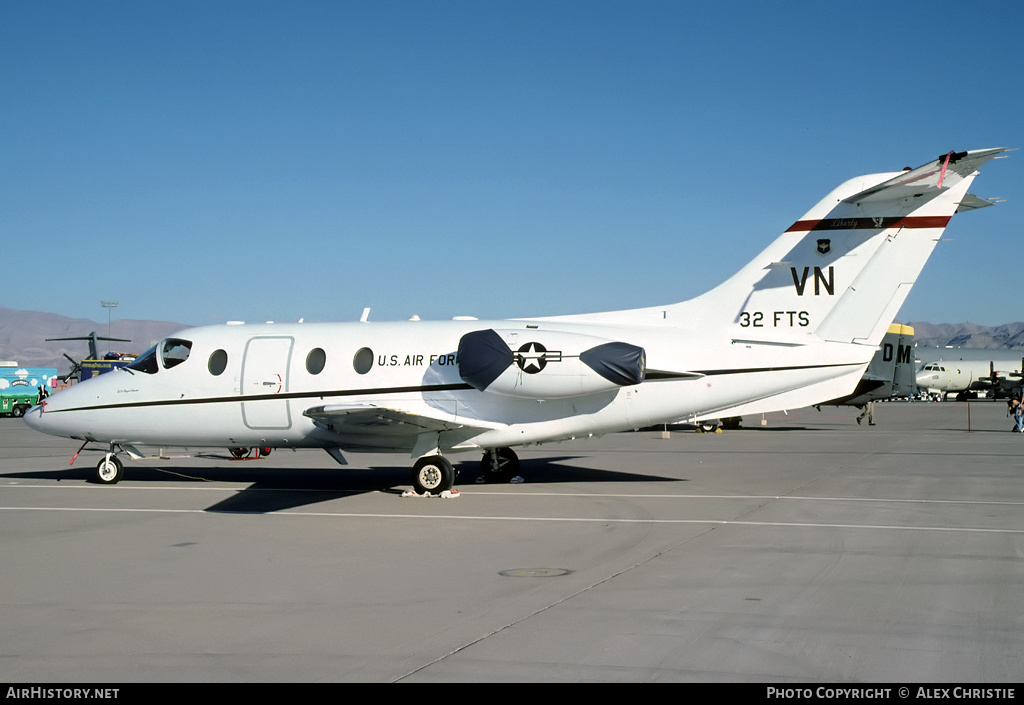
126, 345, 159, 374
123, 338, 193, 374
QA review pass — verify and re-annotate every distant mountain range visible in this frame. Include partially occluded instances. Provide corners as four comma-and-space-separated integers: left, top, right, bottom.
904, 321, 1024, 350
3, 307, 1024, 374
0, 308, 189, 372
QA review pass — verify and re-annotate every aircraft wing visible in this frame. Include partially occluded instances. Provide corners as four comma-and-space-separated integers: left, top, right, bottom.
303, 402, 499, 456
303, 403, 481, 435
985, 370, 1023, 391
844, 148, 1007, 204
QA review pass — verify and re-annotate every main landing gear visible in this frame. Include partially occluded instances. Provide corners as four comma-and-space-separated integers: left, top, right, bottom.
408, 446, 520, 494
411, 455, 456, 495
229, 447, 273, 459
480, 447, 520, 483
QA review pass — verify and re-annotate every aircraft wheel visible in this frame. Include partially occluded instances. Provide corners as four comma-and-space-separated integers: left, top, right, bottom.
411, 455, 455, 494
229, 448, 250, 459
480, 447, 519, 483
95, 455, 124, 484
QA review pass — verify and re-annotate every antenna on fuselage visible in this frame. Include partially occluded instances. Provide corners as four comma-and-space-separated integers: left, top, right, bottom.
360, 308, 371, 322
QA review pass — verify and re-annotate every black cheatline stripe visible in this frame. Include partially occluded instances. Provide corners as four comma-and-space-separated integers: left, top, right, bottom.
644, 370, 704, 380
49, 362, 863, 414
46, 383, 475, 414
646, 361, 862, 380
697, 362, 863, 376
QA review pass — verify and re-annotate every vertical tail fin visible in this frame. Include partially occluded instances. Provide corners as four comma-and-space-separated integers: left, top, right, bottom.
692, 148, 1006, 346
858, 323, 916, 401
538, 149, 1006, 341
889, 324, 918, 397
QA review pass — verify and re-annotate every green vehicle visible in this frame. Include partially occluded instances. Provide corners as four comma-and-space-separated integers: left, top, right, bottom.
0, 364, 59, 418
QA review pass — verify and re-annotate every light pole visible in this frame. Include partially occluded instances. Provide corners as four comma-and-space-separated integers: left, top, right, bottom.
101, 301, 118, 339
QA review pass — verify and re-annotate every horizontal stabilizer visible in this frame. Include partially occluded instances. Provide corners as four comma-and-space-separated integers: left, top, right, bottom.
956, 193, 1001, 212
844, 148, 1006, 204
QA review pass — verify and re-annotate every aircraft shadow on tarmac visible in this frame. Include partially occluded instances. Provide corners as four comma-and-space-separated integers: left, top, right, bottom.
6, 453, 683, 514
659, 423, 826, 433
204, 458, 683, 514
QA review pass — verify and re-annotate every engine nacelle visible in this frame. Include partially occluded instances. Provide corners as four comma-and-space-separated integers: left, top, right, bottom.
457, 328, 645, 399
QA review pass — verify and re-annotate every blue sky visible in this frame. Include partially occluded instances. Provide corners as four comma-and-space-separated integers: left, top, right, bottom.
2, 0, 1021, 328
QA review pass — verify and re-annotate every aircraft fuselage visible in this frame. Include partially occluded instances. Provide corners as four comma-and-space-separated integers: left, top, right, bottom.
26, 319, 869, 454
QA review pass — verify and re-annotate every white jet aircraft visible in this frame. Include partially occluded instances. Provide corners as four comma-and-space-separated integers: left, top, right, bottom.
25, 148, 1007, 492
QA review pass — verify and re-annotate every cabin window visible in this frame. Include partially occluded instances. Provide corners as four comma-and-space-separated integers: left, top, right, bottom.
306, 348, 326, 375
208, 349, 228, 376
161, 339, 193, 370
353, 347, 373, 375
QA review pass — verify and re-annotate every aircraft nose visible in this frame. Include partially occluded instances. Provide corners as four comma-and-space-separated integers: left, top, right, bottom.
23, 402, 71, 439
22, 404, 46, 433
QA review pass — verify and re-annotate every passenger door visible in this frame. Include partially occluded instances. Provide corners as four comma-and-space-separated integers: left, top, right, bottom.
240, 336, 294, 430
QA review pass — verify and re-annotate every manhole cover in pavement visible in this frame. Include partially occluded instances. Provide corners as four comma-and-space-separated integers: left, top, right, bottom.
499, 568, 571, 578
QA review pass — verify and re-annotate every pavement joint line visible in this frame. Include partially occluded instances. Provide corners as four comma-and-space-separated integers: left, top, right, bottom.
2, 505, 1024, 534
5, 483, 1024, 507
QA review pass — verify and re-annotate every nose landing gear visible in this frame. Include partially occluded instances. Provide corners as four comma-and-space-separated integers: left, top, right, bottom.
95, 453, 124, 484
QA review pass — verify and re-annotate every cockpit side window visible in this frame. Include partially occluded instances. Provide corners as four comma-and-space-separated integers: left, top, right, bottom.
126, 345, 159, 374
161, 339, 193, 370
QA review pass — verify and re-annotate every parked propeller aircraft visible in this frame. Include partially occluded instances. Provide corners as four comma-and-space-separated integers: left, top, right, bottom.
916, 348, 1024, 399
25, 148, 1007, 492
46, 332, 132, 362
45, 332, 133, 382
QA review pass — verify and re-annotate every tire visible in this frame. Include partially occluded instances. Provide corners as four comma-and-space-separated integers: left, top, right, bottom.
11, 405, 25, 418
411, 455, 455, 494
480, 447, 519, 483
230, 448, 250, 458
95, 455, 124, 484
